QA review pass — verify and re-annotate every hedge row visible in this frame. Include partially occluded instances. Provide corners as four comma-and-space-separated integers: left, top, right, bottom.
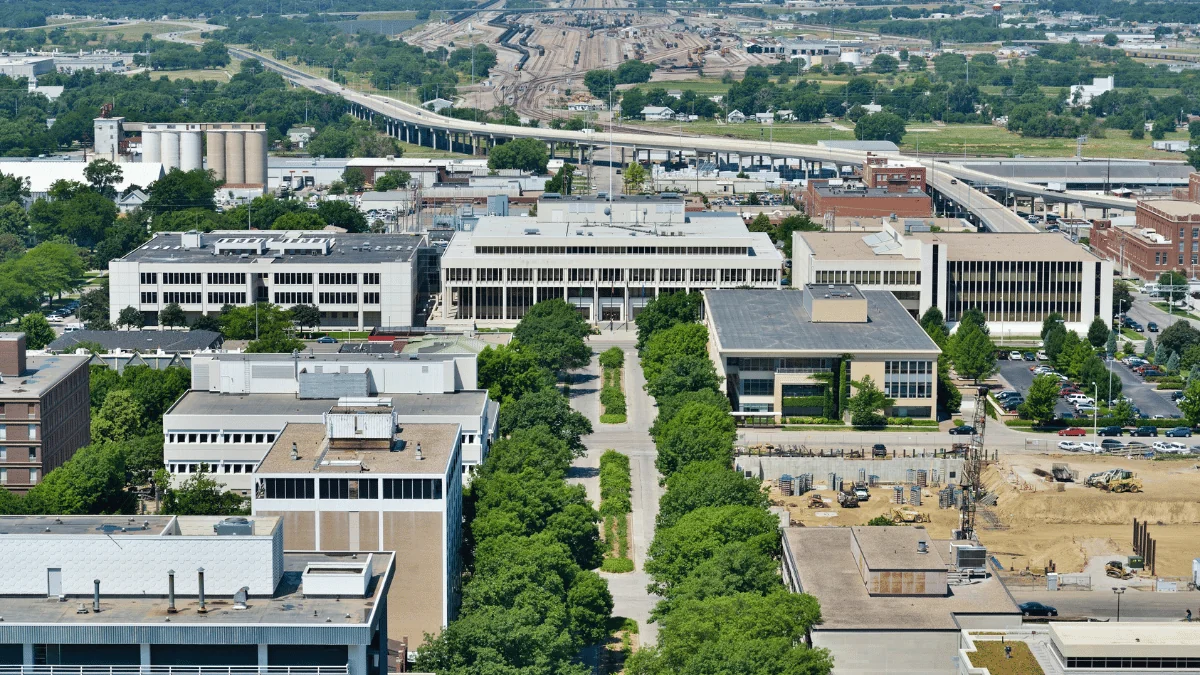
599, 450, 632, 518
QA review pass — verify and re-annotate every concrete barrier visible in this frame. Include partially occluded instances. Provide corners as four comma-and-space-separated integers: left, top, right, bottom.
736, 455, 965, 484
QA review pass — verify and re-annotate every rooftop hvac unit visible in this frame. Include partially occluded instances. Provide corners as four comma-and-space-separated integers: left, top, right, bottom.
950, 543, 987, 571
213, 517, 254, 536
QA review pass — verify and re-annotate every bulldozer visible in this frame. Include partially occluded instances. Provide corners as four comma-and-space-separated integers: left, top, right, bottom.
807, 494, 827, 509
891, 506, 931, 524
1086, 469, 1143, 493
1105, 560, 1134, 580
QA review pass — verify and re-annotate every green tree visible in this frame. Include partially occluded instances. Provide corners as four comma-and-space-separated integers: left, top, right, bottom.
1158, 270, 1189, 303
1143, 336, 1155, 358
1041, 312, 1065, 341
544, 163, 576, 195
623, 162, 648, 193
91, 389, 144, 444
867, 516, 896, 526
848, 375, 894, 427
644, 505, 779, 592
83, 158, 124, 200
952, 322, 997, 383
657, 461, 768, 530
635, 291, 702, 352
1179, 378, 1200, 427
1020, 374, 1060, 424
642, 323, 710, 384
646, 354, 722, 400
1113, 281, 1134, 314
512, 299, 593, 373
921, 307, 947, 342
1111, 399, 1136, 426
655, 401, 736, 476
0, 201, 30, 238
1044, 323, 1067, 362
316, 200, 368, 233
871, 53, 899, 73
144, 169, 220, 215
1157, 319, 1200, 356
598, 346, 625, 371
161, 468, 250, 515
271, 211, 326, 230
218, 302, 293, 340
373, 170, 411, 191
246, 331, 307, 353
567, 569, 614, 645
191, 314, 221, 332
854, 111, 906, 143
289, 304, 321, 332
1087, 316, 1109, 348
116, 305, 144, 328
488, 138, 549, 174
341, 167, 367, 193
1102, 32, 1119, 46
158, 302, 187, 327
583, 69, 617, 99
497, 387, 593, 455
22, 441, 134, 515
477, 342, 554, 402
17, 312, 55, 349
1106, 330, 1117, 357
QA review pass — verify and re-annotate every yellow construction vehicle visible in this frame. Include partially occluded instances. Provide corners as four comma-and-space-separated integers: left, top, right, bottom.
891, 506, 931, 524
807, 494, 826, 509
1106, 561, 1134, 579
1086, 469, 1143, 493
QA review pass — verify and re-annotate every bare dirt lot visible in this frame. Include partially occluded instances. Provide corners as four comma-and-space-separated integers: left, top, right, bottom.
772, 453, 1200, 578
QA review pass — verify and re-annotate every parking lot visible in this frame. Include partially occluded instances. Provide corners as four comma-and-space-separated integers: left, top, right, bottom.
995, 357, 1180, 422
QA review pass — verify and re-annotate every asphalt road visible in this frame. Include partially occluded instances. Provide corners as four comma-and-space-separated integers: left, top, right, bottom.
996, 356, 1180, 422
1012, 590, 1200, 622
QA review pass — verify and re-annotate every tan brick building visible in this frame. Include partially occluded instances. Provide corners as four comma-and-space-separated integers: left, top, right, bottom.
251, 403, 462, 651
0, 333, 90, 492
802, 180, 933, 220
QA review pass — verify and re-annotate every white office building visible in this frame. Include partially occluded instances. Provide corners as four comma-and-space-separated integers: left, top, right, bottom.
792, 220, 1113, 335
163, 350, 496, 491
0, 514, 393, 675
437, 195, 784, 325
109, 230, 435, 329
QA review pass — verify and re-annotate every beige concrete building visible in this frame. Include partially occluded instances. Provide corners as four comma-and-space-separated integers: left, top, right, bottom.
704, 287, 941, 422
783, 525, 1020, 675
251, 403, 462, 650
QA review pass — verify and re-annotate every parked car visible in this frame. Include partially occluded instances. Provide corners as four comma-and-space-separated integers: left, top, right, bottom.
1079, 442, 1100, 453
1100, 439, 1125, 451
872, 444, 887, 458
949, 425, 975, 435
316, 336, 338, 344
1036, 350, 1048, 360
1066, 394, 1094, 405
1153, 441, 1188, 453
1009, 350, 1022, 360
1131, 426, 1159, 437
1097, 426, 1123, 437
1057, 440, 1082, 451
996, 390, 1021, 400
1023, 352, 1037, 361
1075, 404, 1098, 414
1171, 391, 1186, 401
1165, 427, 1193, 437
1059, 386, 1081, 397
1130, 322, 1144, 332
1058, 427, 1087, 437
1148, 322, 1159, 332
1018, 602, 1058, 617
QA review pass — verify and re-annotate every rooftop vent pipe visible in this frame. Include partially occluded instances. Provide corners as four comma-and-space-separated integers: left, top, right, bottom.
917, 540, 928, 554
167, 569, 177, 613
92, 579, 101, 613
290, 442, 299, 461
197, 568, 207, 613
415, 442, 423, 461
233, 586, 249, 610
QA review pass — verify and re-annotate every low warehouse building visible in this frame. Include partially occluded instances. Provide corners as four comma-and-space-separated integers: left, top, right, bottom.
1048, 622, 1200, 670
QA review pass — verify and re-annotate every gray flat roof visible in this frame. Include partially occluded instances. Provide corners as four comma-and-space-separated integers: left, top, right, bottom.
169, 391, 488, 418
121, 231, 425, 265
0, 354, 90, 399
784, 527, 1018, 630
541, 194, 685, 203
206, 352, 463, 364
49, 329, 222, 353
0, 515, 175, 536
0, 551, 392, 628
258, 422, 458, 476
705, 289, 940, 354
818, 140, 899, 152
815, 186, 928, 199
852, 526, 944, 572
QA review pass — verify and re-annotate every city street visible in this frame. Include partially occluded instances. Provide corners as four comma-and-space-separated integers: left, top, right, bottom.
1012, 589, 1200, 622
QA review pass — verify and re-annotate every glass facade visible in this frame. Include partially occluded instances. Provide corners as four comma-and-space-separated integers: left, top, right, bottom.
947, 260, 1083, 323
884, 361, 934, 399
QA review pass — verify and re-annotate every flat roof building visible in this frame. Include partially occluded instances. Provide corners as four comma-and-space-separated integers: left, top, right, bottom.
1049, 622, 1200, 670
0, 334, 91, 493
48, 329, 223, 353
704, 287, 941, 421
0, 56, 54, 79
862, 156, 927, 193
438, 195, 783, 325
793, 220, 1114, 335
802, 181, 933, 220
164, 351, 495, 491
782, 525, 1020, 674
0, 514, 393, 675
252, 411, 463, 648
1091, 193, 1200, 281
109, 230, 437, 330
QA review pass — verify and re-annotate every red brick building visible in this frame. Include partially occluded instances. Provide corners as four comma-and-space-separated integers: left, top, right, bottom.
0, 333, 91, 492
802, 180, 933, 219
862, 156, 927, 193
1091, 178, 1200, 281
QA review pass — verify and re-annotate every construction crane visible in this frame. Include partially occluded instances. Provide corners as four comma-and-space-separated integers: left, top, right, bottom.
959, 386, 989, 541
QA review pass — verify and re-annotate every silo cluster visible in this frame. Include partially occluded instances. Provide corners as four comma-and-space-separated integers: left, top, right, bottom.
141, 122, 267, 187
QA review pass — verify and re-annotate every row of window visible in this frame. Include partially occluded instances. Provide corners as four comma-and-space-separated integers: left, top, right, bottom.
814, 270, 921, 286
0, 446, 36, 462
163, 292, 202, 304
258, 477, 444, 500
0, 467, 37, 485
276, 272, 313, 285
163, 272, 202, 285
884, 381, 933, 399
275, 292, 314, 305
208, 273, 247, 285
167, 432, 277, 444
209, 292, 247, 305
319, 273, 358, 285
728, 357, 834, 372
319, 292, 359, 304
741, 378, 774, 396
884, 361, 934, 375
0, 404, 37, 418
168, 463, 255, 474
472, 245, 750, 256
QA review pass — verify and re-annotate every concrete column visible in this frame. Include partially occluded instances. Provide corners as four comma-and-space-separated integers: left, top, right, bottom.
620, 146, 626, 167
225, 131, 245, 185
206, 131, 226, 182
140, 644, 151, 667
162, 131, 181, 170
258, 644, 268, 667
143, 129, 162, 163
180, 130, 203, 172
348, 644, 367, 675
245, 130, 267, 186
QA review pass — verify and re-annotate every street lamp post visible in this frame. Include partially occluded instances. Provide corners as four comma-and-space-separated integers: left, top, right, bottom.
1112, 586, 1126, 622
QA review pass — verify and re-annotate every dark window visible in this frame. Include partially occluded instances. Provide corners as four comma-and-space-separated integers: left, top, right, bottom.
261, 478, 315, 499
382, 478, 443, 500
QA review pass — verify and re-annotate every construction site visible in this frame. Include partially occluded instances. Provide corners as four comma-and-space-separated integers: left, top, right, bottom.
764, 388, 1200, 584
403, 5, 775, 124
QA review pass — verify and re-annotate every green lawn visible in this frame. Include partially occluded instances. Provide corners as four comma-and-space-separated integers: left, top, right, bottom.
967, 640, 1044, 675
1150, 303, 1200, 321
1120, 327, 1147, 341
899, 124, 1191, 160
626, 120, 856, 145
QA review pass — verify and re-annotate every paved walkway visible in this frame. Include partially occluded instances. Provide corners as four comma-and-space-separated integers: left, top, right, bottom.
567, 332, 662, 647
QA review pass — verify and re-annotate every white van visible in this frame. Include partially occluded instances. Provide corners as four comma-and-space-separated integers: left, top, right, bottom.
63, 323, 85, 333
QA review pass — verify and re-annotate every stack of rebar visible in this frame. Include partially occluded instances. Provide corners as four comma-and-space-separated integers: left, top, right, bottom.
916, 470, 928, 487
780, 474, 793, 497
893, 485, 906, 504
906, 468, 916, 483
909, 485, 922, 506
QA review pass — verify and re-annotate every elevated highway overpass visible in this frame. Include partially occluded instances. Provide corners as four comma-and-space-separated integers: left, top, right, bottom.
232, 47, 1136, 232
